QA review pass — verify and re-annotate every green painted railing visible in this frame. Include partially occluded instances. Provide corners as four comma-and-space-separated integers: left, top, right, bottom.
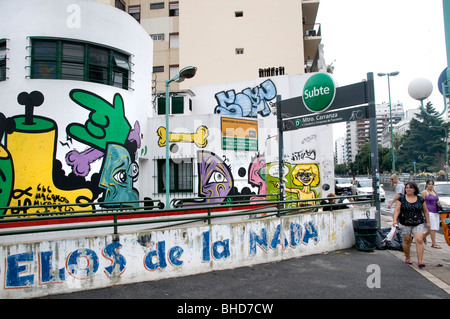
0, 194, 373, 237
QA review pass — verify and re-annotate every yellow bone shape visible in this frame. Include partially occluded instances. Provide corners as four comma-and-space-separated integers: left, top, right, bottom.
157, 125, 208, 148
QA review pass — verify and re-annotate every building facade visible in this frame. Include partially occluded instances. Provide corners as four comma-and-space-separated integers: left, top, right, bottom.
98, 0, 322, 93
1, 0, 336, 216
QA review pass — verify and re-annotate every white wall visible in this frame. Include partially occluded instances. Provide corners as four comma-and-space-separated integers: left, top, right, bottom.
0, 207, 375, 298
0, 0, 153, 212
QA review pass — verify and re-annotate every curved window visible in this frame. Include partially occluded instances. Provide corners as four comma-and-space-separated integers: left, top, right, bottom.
30, 38, 131, 90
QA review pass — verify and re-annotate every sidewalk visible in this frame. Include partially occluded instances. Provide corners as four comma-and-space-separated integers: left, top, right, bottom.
381, 213, 450, 294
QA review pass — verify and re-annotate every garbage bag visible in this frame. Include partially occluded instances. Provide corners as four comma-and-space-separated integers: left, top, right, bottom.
376, 227, 403, 251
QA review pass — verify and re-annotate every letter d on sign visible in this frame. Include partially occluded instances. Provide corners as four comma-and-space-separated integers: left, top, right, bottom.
366, 264, 381, 288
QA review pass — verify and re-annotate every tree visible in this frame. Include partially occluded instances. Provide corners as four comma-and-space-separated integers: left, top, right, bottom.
396, 102, 448, 172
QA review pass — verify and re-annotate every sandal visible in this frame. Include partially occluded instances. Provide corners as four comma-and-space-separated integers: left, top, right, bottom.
405, 259, 413, 265
418, 263, 426, 268
432, 245, 442, 249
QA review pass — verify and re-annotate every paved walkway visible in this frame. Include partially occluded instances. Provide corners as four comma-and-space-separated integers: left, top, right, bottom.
42, 213, 450, 300
381, 213, 450, 294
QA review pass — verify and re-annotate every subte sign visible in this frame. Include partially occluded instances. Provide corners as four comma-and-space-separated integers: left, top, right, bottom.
302, 73, 336, 113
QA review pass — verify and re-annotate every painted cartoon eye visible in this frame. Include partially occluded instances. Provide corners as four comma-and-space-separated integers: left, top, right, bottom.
130, 162, 139, 182
113, 170, 127, 184
207, 171, 228, 184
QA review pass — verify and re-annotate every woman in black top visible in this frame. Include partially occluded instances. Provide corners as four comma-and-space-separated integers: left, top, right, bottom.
392, 181, 430, 268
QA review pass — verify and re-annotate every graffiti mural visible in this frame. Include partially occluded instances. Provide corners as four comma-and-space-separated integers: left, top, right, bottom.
157, 125, 208, 148
214, 79, 277, 117
267, 163, 321, 208
1, 91, 95, 216
0, 89, 142, 217
197, 150, 233, 204
248, 153, 267, 201
66, 89, 139, 207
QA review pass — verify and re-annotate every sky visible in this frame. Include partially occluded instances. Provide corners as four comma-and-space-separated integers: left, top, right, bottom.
316, 0, 448, 141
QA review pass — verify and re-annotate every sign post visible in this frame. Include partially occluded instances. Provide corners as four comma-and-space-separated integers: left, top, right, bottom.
276, 72, 380, 227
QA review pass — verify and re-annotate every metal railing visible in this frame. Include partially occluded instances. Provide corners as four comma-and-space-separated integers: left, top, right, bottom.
0, 194, 374, 237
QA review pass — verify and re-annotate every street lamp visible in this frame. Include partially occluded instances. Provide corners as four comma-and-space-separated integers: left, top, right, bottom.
165, 66, 197, 208
429, 125, 448, 178
378, 71, 399, 173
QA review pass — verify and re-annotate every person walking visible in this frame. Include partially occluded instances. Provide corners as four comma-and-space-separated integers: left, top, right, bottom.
421, 179, 442, 249
392, 181, 431, 268
387, 174, 405, 209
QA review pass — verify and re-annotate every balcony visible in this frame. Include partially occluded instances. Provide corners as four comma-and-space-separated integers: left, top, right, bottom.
303, 22, 321, 72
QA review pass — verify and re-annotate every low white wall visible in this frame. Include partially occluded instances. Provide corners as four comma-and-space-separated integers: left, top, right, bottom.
0, 207, 375, 298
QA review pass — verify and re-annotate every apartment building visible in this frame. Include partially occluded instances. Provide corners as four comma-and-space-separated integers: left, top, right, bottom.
99, 0, 322, 92
345, 102, 405, 162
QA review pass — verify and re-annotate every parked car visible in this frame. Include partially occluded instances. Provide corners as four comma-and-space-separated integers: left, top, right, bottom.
335, 177, 353, 195
351, 179, 385, 202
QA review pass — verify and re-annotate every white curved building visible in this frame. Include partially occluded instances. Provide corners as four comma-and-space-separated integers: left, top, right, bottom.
0, 0, 153, 215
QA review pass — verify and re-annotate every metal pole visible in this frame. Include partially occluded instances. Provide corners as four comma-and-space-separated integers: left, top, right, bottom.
387, 75, 395, 173
165, 80, 171, 209
367, 72, 381, 228
276, 95, 285, 204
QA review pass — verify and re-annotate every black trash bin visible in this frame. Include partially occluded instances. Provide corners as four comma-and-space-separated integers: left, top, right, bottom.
352, 219, 378, 251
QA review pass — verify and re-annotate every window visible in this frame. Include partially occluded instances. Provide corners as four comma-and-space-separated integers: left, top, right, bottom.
153, 66, 164, 73
128, 6, 141, 23
235, 11, 243, 17
115, 0, 125, 11
151, 34, 165, 41
0, 40, 7, 81
30, 38, 131, 90
157, 96, 185, 115
150, 2, 164, 10
157, 159, 193, 193
169, 33, 179, 49
172, 96, 183, 114
169, 2, 179, 16
235, 48, 244, 55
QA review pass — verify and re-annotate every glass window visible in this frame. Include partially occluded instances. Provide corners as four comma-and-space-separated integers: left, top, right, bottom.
0, 41, 6, 81
157, 159, 193, 193
63, 43, 84, 62
128, 6, 141, 23
150, 2, 164, 10
169, 2, 179, 16
157, 97, 184, 115
172, 96, 184, 114
30, 38, 131, 89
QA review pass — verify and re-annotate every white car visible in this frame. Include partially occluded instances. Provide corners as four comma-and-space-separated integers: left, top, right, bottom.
335, 177, 353, 195
352, 179, 385, 202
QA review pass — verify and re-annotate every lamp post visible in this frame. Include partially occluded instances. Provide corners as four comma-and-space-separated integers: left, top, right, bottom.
429, 125, 448, 178
378, 71, 399, 173
165, 66, 197, 208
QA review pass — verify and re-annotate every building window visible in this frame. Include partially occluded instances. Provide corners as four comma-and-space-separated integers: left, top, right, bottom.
115, 0, 125, 11
30, 38, 131, 90
235, 48, 244, 55
169, 33, 179, 49
150, 2, 165, 10
153, 66, 164, 73
151, 34, 165, 41
157, 96, 185, 115
157, 158, 193, 193
169, 2, 179, 16
128, 6, 141, 23
235, 11, 243, 17
0, 40, 7, 81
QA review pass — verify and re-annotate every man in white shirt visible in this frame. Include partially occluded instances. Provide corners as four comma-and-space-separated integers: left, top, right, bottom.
387, 174, 405, 209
